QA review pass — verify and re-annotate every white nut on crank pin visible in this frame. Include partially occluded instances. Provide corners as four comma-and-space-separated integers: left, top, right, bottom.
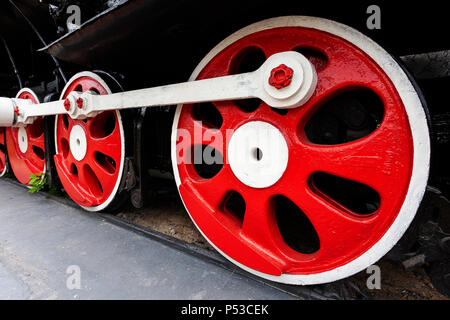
63, 90, 103, 120
260, 51, 318, 109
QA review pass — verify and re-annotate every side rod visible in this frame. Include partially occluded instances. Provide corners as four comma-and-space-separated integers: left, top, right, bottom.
0, 52, 317, 126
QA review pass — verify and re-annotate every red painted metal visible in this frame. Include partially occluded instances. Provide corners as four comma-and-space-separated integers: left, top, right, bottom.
175, 27, 414, 276
0, 129, 6, 174
54, 76, 123, 208
76, 98, 84, 109
269, 64, 294, 89
5, 91, 45, 185
64, 99, 71, 111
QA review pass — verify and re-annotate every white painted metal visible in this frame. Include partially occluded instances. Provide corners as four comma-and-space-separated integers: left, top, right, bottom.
69, 125, 87, 161
14, 88, 42, 126
0, 97, 17, 126
262, 52, 317, 108
17, 127, 28, 154
171, 16, 431, 285
15, 99, 62, 125
228, 121, 289, 189
77, 51, 316, 113
0, 51, 316, 126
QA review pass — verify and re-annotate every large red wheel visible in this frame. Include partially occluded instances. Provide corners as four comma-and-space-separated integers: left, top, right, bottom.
171, 16, 430, 284
54, 72, 126, 212
0, 128, 6, 177
5, 89, 45, 185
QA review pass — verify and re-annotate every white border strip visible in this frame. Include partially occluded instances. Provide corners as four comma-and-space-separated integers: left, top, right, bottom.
0, 128, 6, 177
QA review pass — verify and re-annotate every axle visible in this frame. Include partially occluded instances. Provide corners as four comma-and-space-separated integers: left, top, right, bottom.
0, 52, 317, 127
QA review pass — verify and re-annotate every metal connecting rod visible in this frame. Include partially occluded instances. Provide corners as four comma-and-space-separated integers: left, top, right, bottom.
0, 51, 317, 127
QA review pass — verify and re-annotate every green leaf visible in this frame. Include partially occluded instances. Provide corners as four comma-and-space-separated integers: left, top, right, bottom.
27, 172, 47, 194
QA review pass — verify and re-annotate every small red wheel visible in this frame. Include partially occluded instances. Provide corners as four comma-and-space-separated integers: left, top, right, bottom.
171, 16, 430, 284
5, 89, 45, 185
54, 72, 126, 211
0, 128, 7, 177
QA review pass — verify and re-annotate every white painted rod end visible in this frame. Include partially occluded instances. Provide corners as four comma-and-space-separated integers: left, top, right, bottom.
0, 97, 16, 126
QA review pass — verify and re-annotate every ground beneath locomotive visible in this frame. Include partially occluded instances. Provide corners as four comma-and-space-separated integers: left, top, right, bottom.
117, 192, 448, 300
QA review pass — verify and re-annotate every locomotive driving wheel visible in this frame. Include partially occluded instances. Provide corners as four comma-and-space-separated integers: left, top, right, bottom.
54, 71, 126, 212
5, 89, 45, 186
171, 16, 431, 285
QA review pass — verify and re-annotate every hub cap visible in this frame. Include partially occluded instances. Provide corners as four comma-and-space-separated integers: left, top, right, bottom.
17, 127, 28, 154
228, 121, 288, 189
69, 125, 87, 161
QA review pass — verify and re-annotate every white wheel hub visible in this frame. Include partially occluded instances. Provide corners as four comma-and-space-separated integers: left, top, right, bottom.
69, 124, 87, 161
17, 127, 28, 154
228, 121, 289, 188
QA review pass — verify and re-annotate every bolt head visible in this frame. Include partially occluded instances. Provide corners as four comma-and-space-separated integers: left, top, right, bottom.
76, 98, 84, 109
64, 99, 71, 111
269, 64, 294, 89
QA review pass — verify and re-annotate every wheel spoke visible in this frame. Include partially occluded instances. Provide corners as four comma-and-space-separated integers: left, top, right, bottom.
239, 190, 292, 270
317, 48, 382, 93
28, 133, 45, 150
240, 190, 273, 245
24, 149, 44, 172
284, 185, 377, 262
298, 124, 412, 197
23, 159, 43, 176
183, 166, 234, 209
178, 112, 226, 148
180, 175, 286, 275
89, 159, 116, 191
77, 165, 100, 197
56, 117, 71, 140
88, 124, 122, 162
193, 124, 225, 154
